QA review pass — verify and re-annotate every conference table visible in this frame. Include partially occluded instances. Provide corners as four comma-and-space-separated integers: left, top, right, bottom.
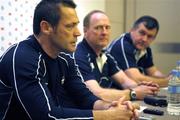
137, 88, 180, 120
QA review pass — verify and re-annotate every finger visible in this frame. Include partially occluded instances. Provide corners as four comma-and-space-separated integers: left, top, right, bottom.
118, 96, 126, 104
134, 109, 139, 119
110, 96, 126, 108
148, 86, 159, 91
123, 101, 133, 110
153, 91, 159, 95
141, 81, 153, 85
152, 83, 159, 88
125, 110, 134, 120
132, 102, 140, 110
110, 101, 118, 107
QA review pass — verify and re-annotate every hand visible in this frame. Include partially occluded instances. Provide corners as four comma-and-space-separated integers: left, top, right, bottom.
109, 97, 139, 120
139, 81, 159, 88
166, 73, 172, 81
134, 84, 159, 99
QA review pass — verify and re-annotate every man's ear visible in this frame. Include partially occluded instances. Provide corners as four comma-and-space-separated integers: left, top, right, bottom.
40, 20, 53, 35
129, 28, 134, 32
83, 27, 88, 33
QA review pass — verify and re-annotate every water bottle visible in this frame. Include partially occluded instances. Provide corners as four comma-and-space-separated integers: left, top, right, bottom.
167, 70, 180, 115
176, 60, 180, 71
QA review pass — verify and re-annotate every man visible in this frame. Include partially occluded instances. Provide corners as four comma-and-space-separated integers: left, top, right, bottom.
108, 15, 168, 87
75, 10, 159, 102
0, 0, 138, 120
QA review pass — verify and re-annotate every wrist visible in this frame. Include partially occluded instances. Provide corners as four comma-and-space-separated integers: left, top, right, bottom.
129, 89, 137, 101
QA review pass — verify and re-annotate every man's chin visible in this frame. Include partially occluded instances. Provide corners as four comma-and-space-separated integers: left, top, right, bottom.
60, 48, 75, 54
136, 46, 146, 50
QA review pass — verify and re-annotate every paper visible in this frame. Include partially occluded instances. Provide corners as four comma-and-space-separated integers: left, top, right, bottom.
138, 106, 148, 113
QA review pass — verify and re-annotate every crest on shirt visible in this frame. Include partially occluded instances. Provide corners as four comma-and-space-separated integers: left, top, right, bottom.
61, 76, 65, 85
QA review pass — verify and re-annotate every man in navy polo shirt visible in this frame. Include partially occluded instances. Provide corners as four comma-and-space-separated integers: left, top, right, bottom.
108, 15, 168, 87
75, 10, 159, 102
0, 1, 139, 120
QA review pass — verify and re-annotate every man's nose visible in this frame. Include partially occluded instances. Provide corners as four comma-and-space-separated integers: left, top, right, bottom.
74, 27, 81, 37
142, 35, 148, 42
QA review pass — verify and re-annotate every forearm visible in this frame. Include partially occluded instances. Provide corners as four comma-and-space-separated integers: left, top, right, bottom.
137, 75, 168, 87
93, 100, 111, 110
112, 70, 138, 89
152, 70, 168, 78
85, 80, 131, 102
126, 70, 168, 87
121, 79, 138, 89
93, 110, 111, 120
97, 88, 131, 101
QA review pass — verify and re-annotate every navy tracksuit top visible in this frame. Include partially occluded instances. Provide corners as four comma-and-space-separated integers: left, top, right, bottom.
0, 35, 99, 120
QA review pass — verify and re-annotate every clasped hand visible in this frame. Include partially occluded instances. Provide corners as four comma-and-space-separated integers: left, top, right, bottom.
108, 97, 140, 120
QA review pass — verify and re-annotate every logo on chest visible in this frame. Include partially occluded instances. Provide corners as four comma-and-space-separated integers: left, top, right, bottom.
60, 76, 65, 85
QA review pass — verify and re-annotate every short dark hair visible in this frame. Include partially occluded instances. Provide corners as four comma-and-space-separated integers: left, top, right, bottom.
33, 0, 76, 35
83, 10, 105, 28
133, 15, 159, 33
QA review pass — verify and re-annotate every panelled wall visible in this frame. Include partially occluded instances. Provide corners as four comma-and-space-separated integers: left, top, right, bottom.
74, 0, 106, 42
105, 0, 125, 40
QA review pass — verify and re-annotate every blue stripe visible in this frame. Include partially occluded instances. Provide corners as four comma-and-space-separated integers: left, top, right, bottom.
168, 86, 180, 93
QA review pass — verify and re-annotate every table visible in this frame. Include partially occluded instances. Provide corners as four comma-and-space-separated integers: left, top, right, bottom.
137, 88, 180, 120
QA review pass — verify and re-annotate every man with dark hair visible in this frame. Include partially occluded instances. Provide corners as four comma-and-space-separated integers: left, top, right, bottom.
75, 10, 159, 103
0, 0, 139, 120
108, 15, 168, 87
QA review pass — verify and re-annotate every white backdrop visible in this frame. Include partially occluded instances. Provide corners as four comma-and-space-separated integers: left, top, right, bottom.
0, 0, 105, 56
0, 0, 40, 55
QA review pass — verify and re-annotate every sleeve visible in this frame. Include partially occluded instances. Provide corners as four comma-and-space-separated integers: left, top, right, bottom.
110, 39, 138, 70
106, 53, 121, 76
74, 50, 97, 81
63, 54, 100, 109
4, 45, 94, 120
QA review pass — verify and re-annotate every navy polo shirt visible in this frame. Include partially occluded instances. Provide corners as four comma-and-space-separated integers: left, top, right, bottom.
75, 39, 121, 88
108, 33, 154, 74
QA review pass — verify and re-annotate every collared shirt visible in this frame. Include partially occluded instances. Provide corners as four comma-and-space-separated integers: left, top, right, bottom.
0, 35, 98, 120
75, 39, 121, 88
108, 33, 154, 74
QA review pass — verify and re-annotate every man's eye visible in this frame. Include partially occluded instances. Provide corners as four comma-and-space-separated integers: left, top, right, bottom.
139, 31, 146, 36
147, 35, 155, 40
95, 25, 111, 31
95, 26, 102, 30
66, 24, 75, 30
105, 26, 111, 30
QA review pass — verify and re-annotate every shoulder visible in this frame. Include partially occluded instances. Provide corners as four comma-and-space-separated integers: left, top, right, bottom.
0, 38, 45, 78
75, 41, 95, 61
2, 38, 41, 65
146, 47, 152, 53
16, 38, 43, 66
108, 33, 134, 52
146, 47, 153, 57
76, 40, 89, 55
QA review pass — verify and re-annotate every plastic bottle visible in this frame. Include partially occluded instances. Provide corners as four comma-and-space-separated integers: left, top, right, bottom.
176, 60, 180, 71
167, 70, 180, 115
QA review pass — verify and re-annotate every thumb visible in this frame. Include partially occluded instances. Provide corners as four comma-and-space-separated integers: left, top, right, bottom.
132, 102, 140, 110
118, 96, 126, 104
110, 96, 126, 107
